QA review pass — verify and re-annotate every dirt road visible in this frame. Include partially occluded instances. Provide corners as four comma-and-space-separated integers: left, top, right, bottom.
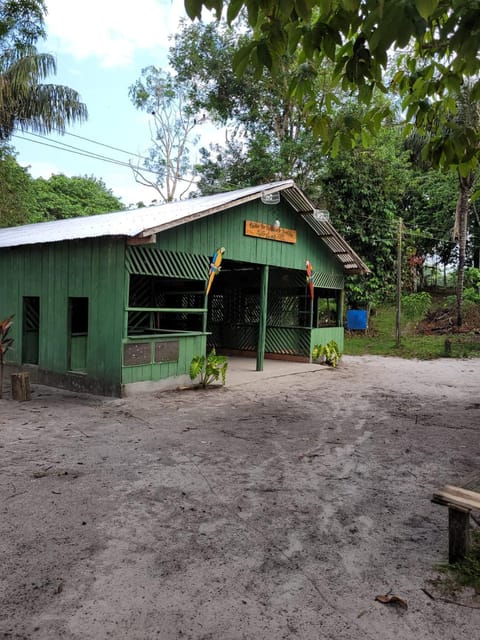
1, 355, 479, 639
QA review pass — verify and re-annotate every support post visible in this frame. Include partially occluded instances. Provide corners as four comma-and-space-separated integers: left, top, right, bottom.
256, 265, 269, 372
396, 217, 402, 346
338, 289, 345, 327
448, 507, 471, 563
202, 293, 208, 334
11, 372, 31, 402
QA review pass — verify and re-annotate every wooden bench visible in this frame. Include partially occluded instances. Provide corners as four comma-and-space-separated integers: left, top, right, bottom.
432, 474, 480, 563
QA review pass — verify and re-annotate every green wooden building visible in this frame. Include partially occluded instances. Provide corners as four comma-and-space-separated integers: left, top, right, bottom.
0, 180, 369, 396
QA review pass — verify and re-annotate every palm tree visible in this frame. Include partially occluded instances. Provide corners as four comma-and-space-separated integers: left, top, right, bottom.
0, 46, 87, 141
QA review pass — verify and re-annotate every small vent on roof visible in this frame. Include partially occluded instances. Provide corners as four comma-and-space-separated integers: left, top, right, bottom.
313, 208, 330, 222
261, 191, 280, 205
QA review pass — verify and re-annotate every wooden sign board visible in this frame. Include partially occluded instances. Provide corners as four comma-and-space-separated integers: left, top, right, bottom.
244, 220, 296, 244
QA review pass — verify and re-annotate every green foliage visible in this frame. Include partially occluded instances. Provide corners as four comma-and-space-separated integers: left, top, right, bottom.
344, 300, 455, 359
463, 289, 480, 305
402, 291, 432, 321
30, 174, 125, 221
179, 3, 480, 322
189, 348, 228, 387
0, 315, 14, 399
185, 1, 480, 168
401, 166, 458, 268
320, 126, 406, 307
0, 1, 46, 50
445, 288, 480, 307
0, 144, 34, 227
0, 1, 87, 141
0, 151, 124, 227
464, 267, 480, 290
169, 18, 332, 199
312, 340, 341, 367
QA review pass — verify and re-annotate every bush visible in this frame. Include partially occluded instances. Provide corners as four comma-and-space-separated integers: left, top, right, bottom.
464, 267, 480, 290
312, 340, 341, 367
402, 291, 432, 321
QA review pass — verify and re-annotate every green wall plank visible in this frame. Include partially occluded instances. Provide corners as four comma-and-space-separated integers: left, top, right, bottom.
154, 199, 341, 276
0, 238, 126, 387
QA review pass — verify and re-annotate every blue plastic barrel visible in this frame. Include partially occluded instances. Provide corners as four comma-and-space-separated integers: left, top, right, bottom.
346, 309, 368, 331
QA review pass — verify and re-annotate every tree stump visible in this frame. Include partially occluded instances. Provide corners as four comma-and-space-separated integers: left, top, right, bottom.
11, 372, 31, 402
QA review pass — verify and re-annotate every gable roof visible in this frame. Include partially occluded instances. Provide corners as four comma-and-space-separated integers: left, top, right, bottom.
0, 180, 369, 275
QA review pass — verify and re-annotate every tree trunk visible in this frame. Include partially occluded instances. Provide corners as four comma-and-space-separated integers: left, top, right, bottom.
11, 372, 31, 401
455, 173, 474, 327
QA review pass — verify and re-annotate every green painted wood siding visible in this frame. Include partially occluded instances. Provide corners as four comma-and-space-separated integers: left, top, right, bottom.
121, 333, 206, 384
310, 327, 344, 353
155, 199, 342, 276
0, 238, 126, 387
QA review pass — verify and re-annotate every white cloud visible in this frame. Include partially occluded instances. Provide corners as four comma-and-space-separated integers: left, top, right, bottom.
44, 0, 187, 68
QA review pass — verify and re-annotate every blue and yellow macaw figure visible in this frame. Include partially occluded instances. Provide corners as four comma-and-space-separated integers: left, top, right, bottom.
206, 247, 225, 295
306, 259, 314, 300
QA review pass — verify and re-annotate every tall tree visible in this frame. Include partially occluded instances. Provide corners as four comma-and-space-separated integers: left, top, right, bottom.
187, 1, 480, 326
320, 125, 410, 307
450, 85, 480, 325
0, 0, 87, 141
185, 1, 479, 138
128, 67, 199, 202
0, 0, 46, 49
169, 18, 335, 197
400, 79, 480, 325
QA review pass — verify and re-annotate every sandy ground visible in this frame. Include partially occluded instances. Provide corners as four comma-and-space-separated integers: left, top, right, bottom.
0, 355, 479, 640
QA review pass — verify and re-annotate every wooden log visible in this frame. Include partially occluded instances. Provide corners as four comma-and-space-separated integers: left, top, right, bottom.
448, 507, 470, 564
11, 372, 31, 402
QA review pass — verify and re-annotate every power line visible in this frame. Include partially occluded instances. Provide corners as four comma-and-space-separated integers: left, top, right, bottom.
12, 131, 199, 184
14, 130, 153, 169
14, 132, 138, 170
49, 126, 148, 161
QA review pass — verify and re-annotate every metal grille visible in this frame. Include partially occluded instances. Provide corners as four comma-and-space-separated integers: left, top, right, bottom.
126, 246, 209, 280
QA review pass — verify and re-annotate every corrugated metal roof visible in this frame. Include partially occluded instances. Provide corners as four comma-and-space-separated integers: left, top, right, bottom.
0, 180, 294, 249
301, 213, 370, 275
0, 179, 370, 275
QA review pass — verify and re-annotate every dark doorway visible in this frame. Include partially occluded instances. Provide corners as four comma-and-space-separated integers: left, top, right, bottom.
68, 297, 88, 372
22, 296, 40, 364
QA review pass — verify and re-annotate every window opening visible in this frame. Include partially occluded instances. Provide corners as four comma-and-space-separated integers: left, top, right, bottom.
127, 275, 204, 336
22, 296, 40, 364
68, 297, 88, 371
317, 291, 339, 327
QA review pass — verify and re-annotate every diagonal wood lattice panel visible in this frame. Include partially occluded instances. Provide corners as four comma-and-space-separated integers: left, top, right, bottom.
126, 246, 209, 280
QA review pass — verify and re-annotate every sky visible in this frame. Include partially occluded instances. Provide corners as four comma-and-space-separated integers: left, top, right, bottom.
12, 0, 219, 208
